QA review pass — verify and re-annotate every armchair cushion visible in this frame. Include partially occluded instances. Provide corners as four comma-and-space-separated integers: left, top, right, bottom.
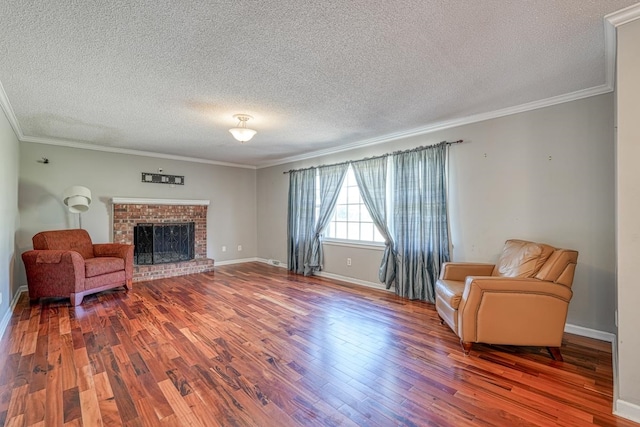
85, 257, 125, 278
493, 239, 555, 278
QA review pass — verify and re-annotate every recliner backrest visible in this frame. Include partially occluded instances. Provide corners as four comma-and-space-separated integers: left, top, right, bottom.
32, 229, 95, 259
535, 249, 579, 288
492, 239, 555, 278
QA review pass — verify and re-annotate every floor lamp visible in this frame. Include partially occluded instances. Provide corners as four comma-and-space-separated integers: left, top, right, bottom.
62, 186, 92, 228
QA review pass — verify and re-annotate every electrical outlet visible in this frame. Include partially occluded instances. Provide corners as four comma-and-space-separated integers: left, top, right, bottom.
238, 245, 243, 251
347, 258, 352, 266
222, 246, 227, 252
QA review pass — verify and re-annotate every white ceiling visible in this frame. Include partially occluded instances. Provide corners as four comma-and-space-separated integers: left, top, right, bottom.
0, 1, 638, 168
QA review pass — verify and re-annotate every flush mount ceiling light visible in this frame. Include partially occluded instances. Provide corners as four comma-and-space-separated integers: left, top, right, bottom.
229, 114, 257, 143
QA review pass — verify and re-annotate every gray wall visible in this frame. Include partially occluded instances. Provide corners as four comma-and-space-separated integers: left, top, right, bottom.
257, 93, 616, 333
616, 17, 640, 414
0, 108, 20, 333
17, 142, 257, 287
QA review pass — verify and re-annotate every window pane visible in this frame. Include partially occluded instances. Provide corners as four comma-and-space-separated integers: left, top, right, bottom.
373, 226, 384, 243
335, 205, 347, 221
325, 221, 335, 238
360, 207, 372, 222
347, 186, 360, 203
335, 222, 347, 239
347, 205, 359, 221
347, 222, 360, 240
360, 223, 374, 242
337, 188, 347, 204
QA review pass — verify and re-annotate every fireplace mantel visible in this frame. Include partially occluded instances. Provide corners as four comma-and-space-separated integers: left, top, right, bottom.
111, 197, 210, 206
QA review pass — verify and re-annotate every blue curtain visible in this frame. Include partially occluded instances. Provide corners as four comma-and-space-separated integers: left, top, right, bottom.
392, 142, 450, 302
287, 168, 316, 275
306, 164, 349, 275
351, 157, 397, 288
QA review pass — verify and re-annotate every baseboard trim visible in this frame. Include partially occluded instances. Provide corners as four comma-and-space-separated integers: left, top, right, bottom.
315, 271, 392, 292
256, 258, 288, 269
615, 399, 640, 423
254, 259, 391, 291
564, 323, 615, 343
215, 257, 260, 266
0, 285, 27, 340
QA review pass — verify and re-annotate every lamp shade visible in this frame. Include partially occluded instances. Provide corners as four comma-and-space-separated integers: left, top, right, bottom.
62, 186, 92, 213
229, 127, 257, 142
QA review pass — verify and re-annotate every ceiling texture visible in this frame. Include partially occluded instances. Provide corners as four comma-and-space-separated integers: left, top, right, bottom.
1, 1, 639, 168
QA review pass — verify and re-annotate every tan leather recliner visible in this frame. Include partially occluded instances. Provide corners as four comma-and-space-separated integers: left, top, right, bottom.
435, 239, 578, 361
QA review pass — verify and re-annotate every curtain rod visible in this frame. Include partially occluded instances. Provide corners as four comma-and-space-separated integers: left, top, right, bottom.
283, 140, 464, 174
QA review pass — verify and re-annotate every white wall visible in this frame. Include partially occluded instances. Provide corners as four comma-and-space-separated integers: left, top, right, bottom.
17, 143, 257, 287
258, 93, 616, 333
0, 108, 20, 337
616, 17, 640, 418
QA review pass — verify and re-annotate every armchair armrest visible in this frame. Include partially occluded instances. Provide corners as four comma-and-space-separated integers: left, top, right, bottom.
457, 277, 573, 346
439, 262, 495, 281
93, 243, 133, 259
21, 250, 86, 295
93, 243, 134, 281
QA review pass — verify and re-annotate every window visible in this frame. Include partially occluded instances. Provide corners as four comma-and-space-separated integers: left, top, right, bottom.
323, 166, 385, 243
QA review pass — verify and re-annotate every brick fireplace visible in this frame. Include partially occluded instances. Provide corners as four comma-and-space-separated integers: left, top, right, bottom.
111, 198, 215, 282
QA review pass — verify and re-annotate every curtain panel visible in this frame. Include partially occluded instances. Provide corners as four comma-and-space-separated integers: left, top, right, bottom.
392, 142, 450, 302
351, 157, 397, 288
287, 169, 316, 275
306, 164, 349, 275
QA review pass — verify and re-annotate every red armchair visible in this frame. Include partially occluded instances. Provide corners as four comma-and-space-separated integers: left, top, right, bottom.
22, 229, 133, 306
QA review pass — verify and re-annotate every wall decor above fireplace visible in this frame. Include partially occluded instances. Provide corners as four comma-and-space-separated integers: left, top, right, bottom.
141, 172, 185, 185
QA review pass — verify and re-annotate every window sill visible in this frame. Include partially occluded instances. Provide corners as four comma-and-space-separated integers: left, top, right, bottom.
322, 239, 386, 251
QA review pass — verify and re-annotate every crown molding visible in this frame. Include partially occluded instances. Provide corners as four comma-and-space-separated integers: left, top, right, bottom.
604, 3, 640, 93
0, 80, 24, 140
257, 83, 613, 169
605, 3, 640, 27
19, 135, 256, 169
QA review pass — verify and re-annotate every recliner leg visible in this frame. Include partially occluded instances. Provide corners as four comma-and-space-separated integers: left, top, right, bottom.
461, 341, 472, 355
547, 347, 563, 361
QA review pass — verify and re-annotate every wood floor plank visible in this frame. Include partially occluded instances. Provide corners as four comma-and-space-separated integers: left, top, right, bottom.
0, 262, 638, 426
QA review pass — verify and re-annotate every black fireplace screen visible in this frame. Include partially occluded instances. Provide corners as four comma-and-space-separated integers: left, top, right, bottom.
134, 222, 195, 265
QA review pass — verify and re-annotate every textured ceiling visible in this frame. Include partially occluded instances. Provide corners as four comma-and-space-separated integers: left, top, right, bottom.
0, 1, 638, 167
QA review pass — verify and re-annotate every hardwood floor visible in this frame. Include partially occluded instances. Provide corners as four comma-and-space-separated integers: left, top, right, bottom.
0, 262, 636, 426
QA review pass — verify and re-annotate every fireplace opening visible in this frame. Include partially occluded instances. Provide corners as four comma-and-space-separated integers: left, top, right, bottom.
134, 222, 195, 265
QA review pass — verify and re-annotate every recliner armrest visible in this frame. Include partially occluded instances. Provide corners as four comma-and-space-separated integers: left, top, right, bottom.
457, 276, 573, 345
462, 276, 573, 299
439, 262, 495, 281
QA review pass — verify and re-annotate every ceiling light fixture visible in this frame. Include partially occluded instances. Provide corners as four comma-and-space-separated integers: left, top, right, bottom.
229, 114, 257, 142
